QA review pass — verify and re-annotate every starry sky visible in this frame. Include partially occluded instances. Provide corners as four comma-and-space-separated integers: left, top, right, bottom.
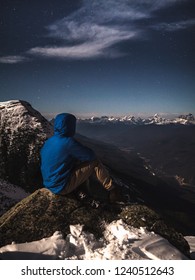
0, 0, 195, 118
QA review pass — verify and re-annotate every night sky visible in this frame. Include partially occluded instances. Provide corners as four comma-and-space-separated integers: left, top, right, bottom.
0, 0, 195, 118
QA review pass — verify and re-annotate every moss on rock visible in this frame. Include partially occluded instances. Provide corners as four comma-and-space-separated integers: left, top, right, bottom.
119, 204, 190, 257
0, 188, 190, 258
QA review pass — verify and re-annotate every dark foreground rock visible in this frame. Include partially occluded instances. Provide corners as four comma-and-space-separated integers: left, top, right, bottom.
0, 188, 190, 257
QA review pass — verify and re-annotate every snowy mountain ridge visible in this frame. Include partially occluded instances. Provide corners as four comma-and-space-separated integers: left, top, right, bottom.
0, 100, 53, 189
0, 100, 53, 137
78, 113, 195, 126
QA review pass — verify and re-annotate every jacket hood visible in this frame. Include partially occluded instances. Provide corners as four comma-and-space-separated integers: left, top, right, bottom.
54, 113, 76, 137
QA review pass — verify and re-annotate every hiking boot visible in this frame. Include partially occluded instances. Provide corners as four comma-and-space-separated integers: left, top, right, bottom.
89, 199, 100, 209
75, 190, 89, 202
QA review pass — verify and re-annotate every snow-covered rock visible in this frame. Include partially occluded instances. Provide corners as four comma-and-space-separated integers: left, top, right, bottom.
0, 220, 189, 260
0, 100, 53, 189
173, 114, 195, 125
0, 100, 52, 135
184, 236, 195, 259
0, 231, 66, 260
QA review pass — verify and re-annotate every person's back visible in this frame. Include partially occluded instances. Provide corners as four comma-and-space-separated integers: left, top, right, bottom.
41, 113, 95, 194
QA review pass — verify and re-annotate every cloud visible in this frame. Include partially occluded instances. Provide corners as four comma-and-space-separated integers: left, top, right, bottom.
29, 25, 136, 59
2, 0, 191, 61
28, 0, 189, 60
0, 55, 29, 64
29, 0, 144, 60
134, 0, 181, 11
152, 19, 195, 32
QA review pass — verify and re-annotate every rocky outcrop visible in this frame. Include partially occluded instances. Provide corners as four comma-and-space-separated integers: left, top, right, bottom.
0, 188, 190, 257
0, 100, 53, 190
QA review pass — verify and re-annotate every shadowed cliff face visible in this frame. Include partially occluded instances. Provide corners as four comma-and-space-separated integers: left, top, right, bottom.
0, 188, 190, 257
0, 100, 53, 190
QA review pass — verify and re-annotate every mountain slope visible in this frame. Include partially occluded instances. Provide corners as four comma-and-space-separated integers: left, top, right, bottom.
0, 100, 53, 190
74, 134, 195, 236
0, 100, 52, 134
77, 121, 195, 188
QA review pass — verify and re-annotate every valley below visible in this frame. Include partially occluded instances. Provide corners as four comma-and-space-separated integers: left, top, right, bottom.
77, 122, 195, 235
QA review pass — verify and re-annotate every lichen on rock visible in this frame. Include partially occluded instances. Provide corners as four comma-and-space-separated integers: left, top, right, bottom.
0, 188, 190, 258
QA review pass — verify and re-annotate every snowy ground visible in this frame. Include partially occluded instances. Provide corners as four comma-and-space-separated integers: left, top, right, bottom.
0, 179, 29, 216
0, 180, 194, 260
0, 219, 193, 260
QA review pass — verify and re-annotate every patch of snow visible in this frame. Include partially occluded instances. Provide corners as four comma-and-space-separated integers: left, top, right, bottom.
0, 179, 29, 216
0, 231, 66, 260
184, 236, 195, 259
0, 100, 20, 106
0, 220, 189, 260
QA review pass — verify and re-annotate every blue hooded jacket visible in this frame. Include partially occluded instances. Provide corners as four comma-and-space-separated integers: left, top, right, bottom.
40, 113, 96, 194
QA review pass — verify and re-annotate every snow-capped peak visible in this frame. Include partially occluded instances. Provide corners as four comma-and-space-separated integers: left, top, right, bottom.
79, 113, 195, 126
179, 113, 195, 121
0, 100, 53, 137
0, 100, 53, 188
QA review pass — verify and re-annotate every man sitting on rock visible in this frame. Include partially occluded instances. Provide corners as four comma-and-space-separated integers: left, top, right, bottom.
40, 113, 124, 202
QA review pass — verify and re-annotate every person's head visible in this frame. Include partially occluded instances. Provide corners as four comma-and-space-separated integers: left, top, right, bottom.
54, 113, 76, 137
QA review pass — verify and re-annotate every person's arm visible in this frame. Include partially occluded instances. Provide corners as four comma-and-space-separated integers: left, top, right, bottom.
70, 138, 96, 162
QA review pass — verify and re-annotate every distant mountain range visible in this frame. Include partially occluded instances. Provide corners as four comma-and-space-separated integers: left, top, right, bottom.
78, 113, 195, 126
